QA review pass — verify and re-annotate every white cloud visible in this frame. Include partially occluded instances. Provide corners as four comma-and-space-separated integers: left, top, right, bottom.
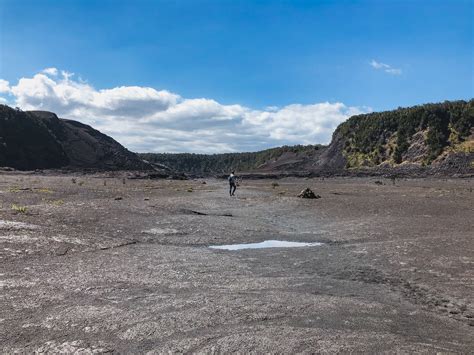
42, 67, 59, 76
243, 103, 364, 143
0, 68, 369, 153
385, 68, 402, 75
370, 59, 402, 75
0, 79, 10, 93
370, 60, 389, 70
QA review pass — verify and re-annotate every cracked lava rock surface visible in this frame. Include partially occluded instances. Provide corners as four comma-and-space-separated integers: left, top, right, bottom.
1, 173, 473, 353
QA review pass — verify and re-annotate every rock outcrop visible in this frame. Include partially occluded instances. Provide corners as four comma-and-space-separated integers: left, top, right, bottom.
297, 188, 321, 199
0, 105, 151, 171
326, 99, 474, 174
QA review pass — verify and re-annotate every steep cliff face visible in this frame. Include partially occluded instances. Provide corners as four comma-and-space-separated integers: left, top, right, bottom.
0, 105, 151, 171
320, 99, 473, 173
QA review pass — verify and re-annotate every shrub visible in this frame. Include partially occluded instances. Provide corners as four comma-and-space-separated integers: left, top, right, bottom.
51, 199, 64, 206
11, 204, 27, 213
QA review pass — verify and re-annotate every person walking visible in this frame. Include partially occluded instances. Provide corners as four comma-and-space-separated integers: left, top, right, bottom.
228, 171, 237, 196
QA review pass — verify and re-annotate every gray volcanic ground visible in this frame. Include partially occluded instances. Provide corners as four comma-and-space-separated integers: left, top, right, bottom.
1, 173, 473, 353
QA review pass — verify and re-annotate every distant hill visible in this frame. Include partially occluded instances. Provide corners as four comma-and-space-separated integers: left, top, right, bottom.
140, 145, 325, 176
0, 105, 151, 171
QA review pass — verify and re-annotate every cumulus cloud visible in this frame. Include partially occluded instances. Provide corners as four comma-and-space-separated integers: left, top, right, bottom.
42, 67, 59, 76
370, 60, 402, 75
0, 79, 10, 93
0, 69, 369, 153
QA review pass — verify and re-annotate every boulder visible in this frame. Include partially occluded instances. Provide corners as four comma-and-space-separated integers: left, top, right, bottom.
297, 188, 321, 199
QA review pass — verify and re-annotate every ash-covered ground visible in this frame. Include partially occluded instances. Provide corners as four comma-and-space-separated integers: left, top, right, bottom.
1, 173, 473, 353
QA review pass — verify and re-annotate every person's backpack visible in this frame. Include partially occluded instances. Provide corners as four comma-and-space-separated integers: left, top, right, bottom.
228, 175, 235, 184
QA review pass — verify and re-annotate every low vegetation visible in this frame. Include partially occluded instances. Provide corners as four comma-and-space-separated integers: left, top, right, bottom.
11, 204, 27, 213
140, 145, 323, 175
35, 187, 53, 193
337, 99, 473, 167
50, 199, 65, 206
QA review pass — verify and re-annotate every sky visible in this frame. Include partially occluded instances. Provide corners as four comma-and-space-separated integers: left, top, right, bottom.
0, 0, 472, 153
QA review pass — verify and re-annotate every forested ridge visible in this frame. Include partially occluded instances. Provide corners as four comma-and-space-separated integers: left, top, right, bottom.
336, 99, 473, 168
140, 145, 323, 175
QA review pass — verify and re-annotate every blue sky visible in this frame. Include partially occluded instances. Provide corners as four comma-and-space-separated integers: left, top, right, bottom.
0, 0, 472, 153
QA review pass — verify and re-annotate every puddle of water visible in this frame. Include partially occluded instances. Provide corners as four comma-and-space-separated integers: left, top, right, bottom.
143, 228, 179, 235
209, 240, 323, 251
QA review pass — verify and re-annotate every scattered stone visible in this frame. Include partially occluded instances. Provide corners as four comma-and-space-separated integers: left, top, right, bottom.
144, 197, 150, 201
99, 240, 137, 250
54, 247, 70, 256
181, 209, 233, 217
114, 197, 123, 200
0, 220, 39, 230
187, 209, 208, 215
374, 180, 384, 185
297, 188, 321, 199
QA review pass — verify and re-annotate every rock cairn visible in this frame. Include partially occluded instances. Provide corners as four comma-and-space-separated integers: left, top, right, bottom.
297, 188, 321, 199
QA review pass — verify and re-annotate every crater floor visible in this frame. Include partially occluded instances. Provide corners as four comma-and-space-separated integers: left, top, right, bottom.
1, 173, 473, 353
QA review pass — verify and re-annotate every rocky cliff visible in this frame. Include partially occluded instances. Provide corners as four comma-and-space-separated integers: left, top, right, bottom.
321, 99, 474, 175
0, 105, 151, 171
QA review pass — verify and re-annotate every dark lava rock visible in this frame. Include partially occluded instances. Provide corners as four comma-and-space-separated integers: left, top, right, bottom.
0, 105, 151, 171
297, 188, 321, 199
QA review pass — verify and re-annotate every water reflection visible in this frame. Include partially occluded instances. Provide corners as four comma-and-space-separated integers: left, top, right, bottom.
209, 240, 323, 251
